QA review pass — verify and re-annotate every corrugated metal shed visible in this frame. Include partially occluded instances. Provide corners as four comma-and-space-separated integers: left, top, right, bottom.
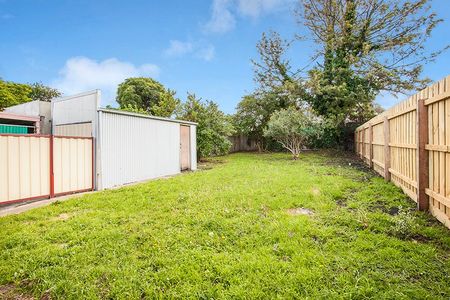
51, 92, 197, 191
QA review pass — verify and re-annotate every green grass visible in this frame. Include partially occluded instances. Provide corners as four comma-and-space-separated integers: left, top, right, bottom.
0, 152, 449, 299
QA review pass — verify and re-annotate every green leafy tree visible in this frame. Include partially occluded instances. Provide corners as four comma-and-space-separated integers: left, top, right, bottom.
264, 107, 321, 159
0, 79, 32, 110
233, 92, 294, 151
117, 104, 148, 114
252, 0, 445, 148
116, 77, 179, 118
177, 93, 234, 159
29, 82, 61, 102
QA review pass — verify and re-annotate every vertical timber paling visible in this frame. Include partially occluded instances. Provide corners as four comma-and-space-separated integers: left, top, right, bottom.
368, 124, 373, 168
417, 98, 429, 211
383, 116, 391, 181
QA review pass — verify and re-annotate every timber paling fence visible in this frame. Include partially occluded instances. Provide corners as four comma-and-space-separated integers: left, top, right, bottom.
355, 75, 450, 229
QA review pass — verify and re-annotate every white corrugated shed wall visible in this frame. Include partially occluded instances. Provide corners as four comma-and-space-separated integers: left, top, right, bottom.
98, 111, 182, 190
190, 125, 197, 170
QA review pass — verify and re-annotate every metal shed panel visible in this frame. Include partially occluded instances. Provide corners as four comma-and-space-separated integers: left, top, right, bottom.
190, 125, 197, 170
98, 111, 181, 189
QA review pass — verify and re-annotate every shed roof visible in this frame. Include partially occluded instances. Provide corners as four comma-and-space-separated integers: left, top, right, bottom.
98, 109, 198, 126
0, 112, 40, 122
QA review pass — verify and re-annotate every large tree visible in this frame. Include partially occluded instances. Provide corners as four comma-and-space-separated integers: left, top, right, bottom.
116, 77, 179, 118
29, 82, 61, 102
253, 0, 445, 123
233, 91, 294, 151
0, 79, 32, 111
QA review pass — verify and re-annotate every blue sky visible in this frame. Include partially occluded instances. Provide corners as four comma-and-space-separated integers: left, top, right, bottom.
1, 0, 449, 114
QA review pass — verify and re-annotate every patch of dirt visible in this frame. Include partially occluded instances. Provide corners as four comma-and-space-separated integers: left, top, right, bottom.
0, 284, 34, 300
311, 188, 321, 196
411, 234, 432, 243
286, 207, 314, 216
51, 213, 71, 221
335, 197, 347, 207
388, 206, 400, 216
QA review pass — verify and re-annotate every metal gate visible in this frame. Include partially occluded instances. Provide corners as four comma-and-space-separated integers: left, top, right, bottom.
0, 134, 93, 205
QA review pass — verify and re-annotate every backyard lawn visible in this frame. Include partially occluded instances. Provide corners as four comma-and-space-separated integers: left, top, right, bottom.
0, 152, 449, 299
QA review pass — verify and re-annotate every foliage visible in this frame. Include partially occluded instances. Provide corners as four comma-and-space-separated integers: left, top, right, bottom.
264, 107, 322, 159
233, 92, 294, 151
116, 77, 179, 118
251, 0, 445, 148
177, 93, 234, 159
0, 79, 32, 110
299, 0, 445, 94
118, 103, 148, 114
0, 152, 449, 299
390, 206, 418, 239
29, 82, 61, 102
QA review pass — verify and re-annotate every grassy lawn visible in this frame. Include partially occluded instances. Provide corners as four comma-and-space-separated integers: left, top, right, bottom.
1, 152, 449, 299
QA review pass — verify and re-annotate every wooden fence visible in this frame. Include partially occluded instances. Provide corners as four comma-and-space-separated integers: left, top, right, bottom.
355, 75, 450, 228
229, 135, 259, 153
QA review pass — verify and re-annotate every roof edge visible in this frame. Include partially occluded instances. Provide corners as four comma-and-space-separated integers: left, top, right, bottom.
98, 108, 198, 125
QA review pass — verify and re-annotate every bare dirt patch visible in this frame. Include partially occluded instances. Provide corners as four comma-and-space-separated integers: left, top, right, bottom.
311, 188, 321, 196
286, 207, 314, 216
0, 284, 34, 300
51, 213, 71, 221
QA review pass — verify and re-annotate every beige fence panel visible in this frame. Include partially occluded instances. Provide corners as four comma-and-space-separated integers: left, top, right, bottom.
53, 136, 93, 196
424, 77, 450, 228
372, 120, 385, 176
355, 75, 450, 229
54, 122, 92, 137
388, 95, 418, 202
0, 135, 50, 204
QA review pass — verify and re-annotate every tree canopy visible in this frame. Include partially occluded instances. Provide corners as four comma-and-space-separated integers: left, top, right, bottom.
264, 107, 322, 159
116, 77, 179, 118
248, 0, 444, 148
29, 82, 62, 102
0, 79, 32, 111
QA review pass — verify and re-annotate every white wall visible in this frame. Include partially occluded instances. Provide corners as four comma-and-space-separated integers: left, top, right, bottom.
190, 125, 197, 170
51, 90, 100, 135
98, 110, 182, 189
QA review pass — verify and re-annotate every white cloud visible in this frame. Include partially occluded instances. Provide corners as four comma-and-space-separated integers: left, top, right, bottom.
204, 0, 291, 33
164, 40, 215, 61
164, 40, 193, 57
237, 0, 287, 18
196, 44, 215, 61
204, 0, 236, 34
52, 57, 160, 105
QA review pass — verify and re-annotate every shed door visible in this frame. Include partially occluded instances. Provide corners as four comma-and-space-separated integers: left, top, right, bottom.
180, 125, 191, 170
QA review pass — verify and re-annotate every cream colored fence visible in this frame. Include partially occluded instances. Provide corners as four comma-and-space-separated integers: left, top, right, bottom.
0, 134, 93, 205
355, 75, 450, 228
0, 135, 51, 204
53, 136, 93, 196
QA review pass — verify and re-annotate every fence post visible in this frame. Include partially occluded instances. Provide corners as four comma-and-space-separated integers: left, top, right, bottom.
417, 99, 429, 211
49, 135, 54, 198
383, 117, 391, 181
368, 124, 373, 168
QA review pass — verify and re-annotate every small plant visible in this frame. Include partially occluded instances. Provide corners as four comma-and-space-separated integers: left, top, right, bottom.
390, 206, 417, 239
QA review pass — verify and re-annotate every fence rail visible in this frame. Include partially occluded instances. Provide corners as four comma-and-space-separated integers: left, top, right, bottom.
355, 75, 450, 229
